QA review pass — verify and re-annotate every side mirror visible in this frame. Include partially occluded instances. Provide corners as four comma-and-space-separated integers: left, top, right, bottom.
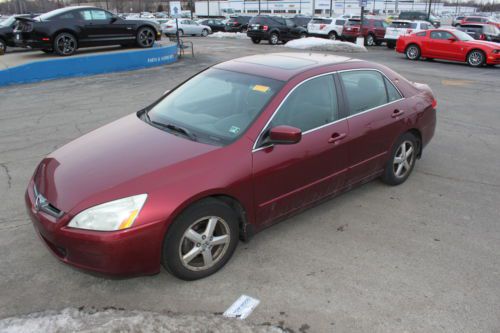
268, 125, 302, 145
111, 16, 118, 23
448, 37, 456, 42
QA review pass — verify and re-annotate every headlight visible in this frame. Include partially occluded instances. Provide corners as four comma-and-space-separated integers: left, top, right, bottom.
68, 194, 147, 231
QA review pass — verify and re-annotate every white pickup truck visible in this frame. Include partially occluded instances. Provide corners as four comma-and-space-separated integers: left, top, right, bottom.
384, 20, 432, 48
307, 17, 347, 40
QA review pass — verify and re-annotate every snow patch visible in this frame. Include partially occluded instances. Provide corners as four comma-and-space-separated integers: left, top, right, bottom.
208, 32, 250, 39
284, 37, 367, 53
0, 308, 283, 333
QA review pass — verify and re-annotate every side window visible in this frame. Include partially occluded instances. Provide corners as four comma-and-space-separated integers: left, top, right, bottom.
416, 31, 427, 36
272, 75, 339, 132
56, 12, 76, 20
374, 21, 383, 27
91, 10, 111, 20
384, 77, 402, 102
336, 19, 346, 25
285, 19, 295, 27
80, 10, 93, 21
430, 31, 453, 39
340, 70, 389, 115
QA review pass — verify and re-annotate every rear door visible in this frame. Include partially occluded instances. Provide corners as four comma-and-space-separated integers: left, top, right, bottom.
338, 70, 406, 185
373, 20, 387, 39
253, 74, 350, 227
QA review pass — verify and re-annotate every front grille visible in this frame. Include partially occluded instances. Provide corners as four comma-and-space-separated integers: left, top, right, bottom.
33, 185, 64, 218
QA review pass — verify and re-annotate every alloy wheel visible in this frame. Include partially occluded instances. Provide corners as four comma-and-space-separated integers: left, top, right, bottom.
393, 140, 415, 178
366, 35, 375, 46
139, 28, 155, 47
178, 216, 231, 272
56, 35, 76, 55
201, 29, 208, 37
406, 46, 419, 60
270, 34, 279, 45
328, 32, 337, 40
468, 51, 484, 67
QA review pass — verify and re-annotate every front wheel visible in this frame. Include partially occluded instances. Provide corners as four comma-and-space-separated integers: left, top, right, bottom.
251, 37, 261, 44
0, 39, 6, 55
381, 132, 419, 186
467, 50, 485, 67
136, 27, 155, 48
201, 29, 209, 37
161, 199, 239, 280
269, 32, 279, 45
405, 44, 420, 60
53, 33, 77, 56
365, 34, 375, 46
328, 31, 337, 40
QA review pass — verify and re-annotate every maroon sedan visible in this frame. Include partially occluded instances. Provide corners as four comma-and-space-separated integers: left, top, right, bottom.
25, 53, 436, 280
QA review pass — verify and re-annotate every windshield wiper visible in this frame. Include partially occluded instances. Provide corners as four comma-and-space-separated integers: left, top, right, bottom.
143, 112, 197, 141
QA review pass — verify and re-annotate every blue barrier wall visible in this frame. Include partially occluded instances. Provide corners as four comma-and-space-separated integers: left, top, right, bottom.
0, 44, 178, 87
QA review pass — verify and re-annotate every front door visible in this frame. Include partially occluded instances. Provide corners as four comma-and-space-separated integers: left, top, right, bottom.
78, 9, 133, 44
425, 30, 463, 60
252, 74, 350, 227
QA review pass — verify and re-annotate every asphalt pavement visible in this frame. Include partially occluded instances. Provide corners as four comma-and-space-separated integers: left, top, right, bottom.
0, 37, 499, 332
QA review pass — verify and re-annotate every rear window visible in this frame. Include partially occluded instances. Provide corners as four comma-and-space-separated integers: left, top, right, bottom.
311, 18, 332, 24
390, 21, 412, 28
335, 19, 346, 25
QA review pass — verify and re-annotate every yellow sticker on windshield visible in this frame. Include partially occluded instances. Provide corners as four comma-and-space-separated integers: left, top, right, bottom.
252, 85, 270, 93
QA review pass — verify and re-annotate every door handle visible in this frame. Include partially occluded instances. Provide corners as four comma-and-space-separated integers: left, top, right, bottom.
328, 132, 347, 144
391, 109, 405, 118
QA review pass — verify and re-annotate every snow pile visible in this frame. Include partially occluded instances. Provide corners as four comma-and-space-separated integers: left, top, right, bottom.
0, 307, 283, 333
208, 32, 250, 39
285, 37, 367, 53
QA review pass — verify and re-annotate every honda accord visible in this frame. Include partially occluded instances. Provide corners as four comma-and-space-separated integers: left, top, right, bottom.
26, 53, 436, 280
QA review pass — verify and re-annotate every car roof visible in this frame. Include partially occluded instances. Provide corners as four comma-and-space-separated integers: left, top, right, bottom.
214, 53, 360, 81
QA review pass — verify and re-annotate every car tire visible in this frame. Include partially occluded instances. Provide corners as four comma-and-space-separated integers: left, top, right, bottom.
201, 29, 209, 37
53, 32, 77, 56
0, 39, 6, 55
381, 132, 419, 186
365, 34, 375, 46
328, 31, 338, 40
251, 37, 261, 44
386, 41, 396, 49
136, 26, 155, 48
405, 44, 420, 60
269, 32, 279, 45
178, 29, 184, 37
467, 49, 485, 67
161, 198, 239, 280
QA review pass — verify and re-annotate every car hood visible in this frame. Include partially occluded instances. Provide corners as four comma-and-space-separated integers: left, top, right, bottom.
464, 40, 500, 49
34, 114, 219, 213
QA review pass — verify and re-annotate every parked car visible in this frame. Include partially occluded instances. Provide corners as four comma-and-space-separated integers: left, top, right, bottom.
457, 24, 500, 43
25, 52, 436, 280
341, 18, 388, 46
307, 17, 346, 40
384, 20, 432, 49
0, 15, 16, 53
13, 6, 161, 56
398, 11, 441, 27
163, 19, 211, 37
247, 15, 308, 45
291, 15, 313, 28
456, 16, 500, 29
452, 15, 466, 27
198, 18, 226, 32
225, 16, 252, 32
396, 29, 500, 67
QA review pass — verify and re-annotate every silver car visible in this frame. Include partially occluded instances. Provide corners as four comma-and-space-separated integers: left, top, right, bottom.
162, 19, 212, 37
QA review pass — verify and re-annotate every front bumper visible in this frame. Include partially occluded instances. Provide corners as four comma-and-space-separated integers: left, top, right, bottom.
246, 30, 269, 39
225, 25, 243, 32
486, 53, 500, 65
25, 181, 164, 276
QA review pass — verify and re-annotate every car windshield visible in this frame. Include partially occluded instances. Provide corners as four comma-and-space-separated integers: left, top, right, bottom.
453, 29, 474, 41
146, 68, 284, 145
0, 16, 15, 27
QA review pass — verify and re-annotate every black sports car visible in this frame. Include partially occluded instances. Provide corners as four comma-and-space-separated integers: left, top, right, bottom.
14, 6, 161, 56
0, 16, 17, 53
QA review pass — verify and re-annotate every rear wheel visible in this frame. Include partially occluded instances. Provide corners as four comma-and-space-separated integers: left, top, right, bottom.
328, 31, 338, 40
251, 37, 261, 44
201, 29, 209, 37
381, 132, 419, 186
269, 32, 279, 45
405, 44, 420, 60
136, 27, 155, 48
161, 199, 239, 280
467, 49, 485, 67
299, 32, 307, 39
53, 32, 77, 56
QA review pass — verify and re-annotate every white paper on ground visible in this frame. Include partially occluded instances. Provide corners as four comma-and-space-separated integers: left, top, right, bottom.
223, 295, 260, 320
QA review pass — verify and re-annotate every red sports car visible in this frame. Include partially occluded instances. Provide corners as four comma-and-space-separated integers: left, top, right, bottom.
396, 29, 500, 67
25, 53, 436, 280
